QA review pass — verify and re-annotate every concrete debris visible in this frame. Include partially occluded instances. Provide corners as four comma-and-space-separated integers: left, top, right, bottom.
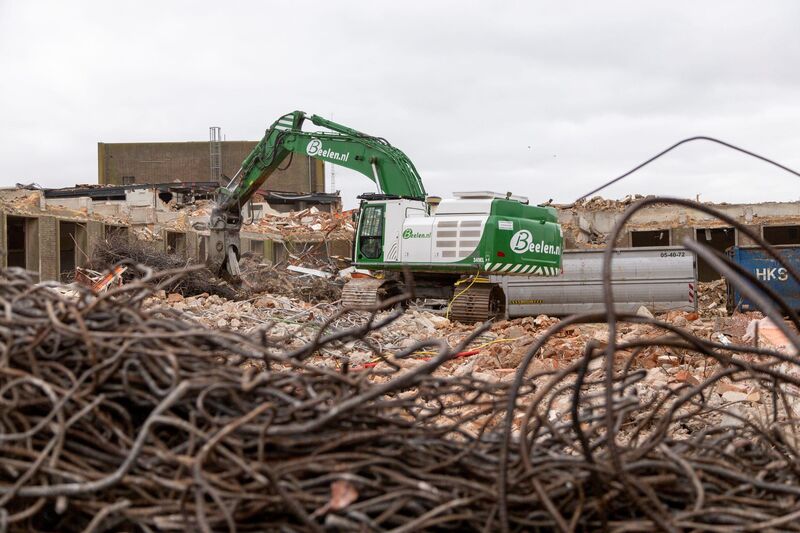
716, 332, 732, 345
251, 206, 355, 239
287, 264, 334, 278
569, 194, 653, 212
159, 200, 355, 242
7, 191, 800, 530
744, 316, 799, 354
146, 284, 745, 394
699, 279, 727, 315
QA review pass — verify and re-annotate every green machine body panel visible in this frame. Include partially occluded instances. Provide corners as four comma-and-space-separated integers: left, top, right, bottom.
352, 196, 562, 277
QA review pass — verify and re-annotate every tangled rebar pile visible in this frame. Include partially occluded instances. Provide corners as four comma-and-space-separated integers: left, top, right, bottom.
3, 199, 800, 532
90, 235, 238, 299
0, 265, 517, 532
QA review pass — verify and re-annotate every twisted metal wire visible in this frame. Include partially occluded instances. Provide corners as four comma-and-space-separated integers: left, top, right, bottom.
2, 200, 800, 531
499, 198, 800, 532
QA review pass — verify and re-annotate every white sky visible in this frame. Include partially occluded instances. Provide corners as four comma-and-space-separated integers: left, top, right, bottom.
1, 1, 799, 209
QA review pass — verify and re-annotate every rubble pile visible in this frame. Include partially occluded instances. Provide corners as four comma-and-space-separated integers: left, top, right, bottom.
90, 237, 346, 303
89, 235, 238, 299
238, 253, 344, 303
566, 193, 654, 212
699, 278, 728, 315
151, 284, 762, 398
175, 200, 355, 241
253, 206, 355, 238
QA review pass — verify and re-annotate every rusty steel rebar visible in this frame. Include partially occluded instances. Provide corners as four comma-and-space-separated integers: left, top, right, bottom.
2, 200, 800, 531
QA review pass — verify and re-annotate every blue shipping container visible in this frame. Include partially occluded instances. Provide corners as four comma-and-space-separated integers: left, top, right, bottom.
727, 246, 800, 312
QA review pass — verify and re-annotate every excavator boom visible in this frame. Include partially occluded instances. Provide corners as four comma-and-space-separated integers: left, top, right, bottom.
209, 111, 426, 277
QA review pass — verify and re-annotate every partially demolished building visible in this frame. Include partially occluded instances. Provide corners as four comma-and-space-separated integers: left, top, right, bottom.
2, 186, 799, 284
560, 195, 800, 280
0, 184, 351, 282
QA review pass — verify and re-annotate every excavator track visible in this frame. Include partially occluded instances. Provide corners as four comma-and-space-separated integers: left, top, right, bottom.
448, 282, 506, 324
342, 278, 403, 310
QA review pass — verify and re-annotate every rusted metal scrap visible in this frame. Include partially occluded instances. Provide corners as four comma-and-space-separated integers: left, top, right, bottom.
1, 200, 800, 531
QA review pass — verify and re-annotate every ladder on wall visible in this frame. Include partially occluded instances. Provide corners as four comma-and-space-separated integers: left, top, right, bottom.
209, 126, 222, 182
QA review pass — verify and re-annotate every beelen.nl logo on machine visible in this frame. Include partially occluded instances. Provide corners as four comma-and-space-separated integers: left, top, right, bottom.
510, 230, 561, 255
403, 228, 430, 239
306, 138, 351, 162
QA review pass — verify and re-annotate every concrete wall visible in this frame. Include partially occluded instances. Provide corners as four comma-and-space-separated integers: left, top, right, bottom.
186, 231, 199, 262
561, 201, 800, 250
671, 227, 695, 248
25, 218, 40, 278
98, 141, 325, 193
87, 221, 103, 261
241, 232, 277, 263
1, 188, 353, 280
560, 201, 800, 280
38, 216, 58, 281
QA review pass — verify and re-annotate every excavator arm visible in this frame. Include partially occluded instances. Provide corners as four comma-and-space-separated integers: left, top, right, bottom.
208, 110, 426, 277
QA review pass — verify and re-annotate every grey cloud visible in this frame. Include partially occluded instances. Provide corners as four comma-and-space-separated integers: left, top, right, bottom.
1, 0, 798, 207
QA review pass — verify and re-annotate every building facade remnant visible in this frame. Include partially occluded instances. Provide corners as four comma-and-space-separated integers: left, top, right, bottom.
0, 184, 351, 282
3, 187, 799, 284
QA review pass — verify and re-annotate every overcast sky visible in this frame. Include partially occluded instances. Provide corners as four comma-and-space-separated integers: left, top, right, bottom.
1, 1, 799, 208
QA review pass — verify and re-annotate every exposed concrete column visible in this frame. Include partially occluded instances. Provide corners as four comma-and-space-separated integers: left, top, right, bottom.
274, 241, 288, 264
737, 225, 761, 247
186, 231, 199, 262
0, 212, 6, 268
25, 218, 40, 280
264, 239, 274, 263
86, 221, 103, 263
671, 227, 695, 248
38, 216, 59, 281
314, 159, 325, 192
614, 231, 631, 249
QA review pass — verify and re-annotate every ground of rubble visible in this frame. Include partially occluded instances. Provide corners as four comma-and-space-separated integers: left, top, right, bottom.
143, 273, 796, 439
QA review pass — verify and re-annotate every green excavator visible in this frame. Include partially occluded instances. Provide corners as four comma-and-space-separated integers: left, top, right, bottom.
209, 111, 563, 322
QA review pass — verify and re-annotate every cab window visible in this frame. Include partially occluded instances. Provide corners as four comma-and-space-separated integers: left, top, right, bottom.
359, 205, 384, 259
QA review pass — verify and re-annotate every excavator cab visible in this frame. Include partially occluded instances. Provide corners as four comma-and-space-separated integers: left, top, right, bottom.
356, 204, 385, 261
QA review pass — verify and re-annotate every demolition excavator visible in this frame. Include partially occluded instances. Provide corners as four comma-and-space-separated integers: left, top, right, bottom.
208, 111, 563, 322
